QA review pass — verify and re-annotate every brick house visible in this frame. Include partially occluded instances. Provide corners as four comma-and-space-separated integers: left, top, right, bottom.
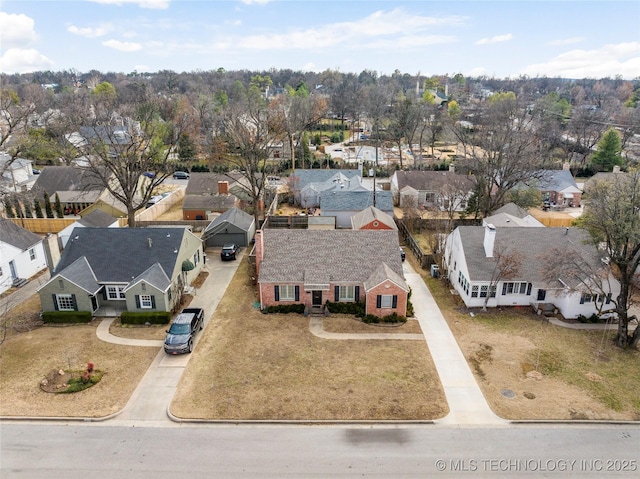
351, 206, 397, 230
254, 229, 408, 317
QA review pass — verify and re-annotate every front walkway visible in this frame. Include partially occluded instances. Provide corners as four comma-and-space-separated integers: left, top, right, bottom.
403, 262, 506, 426
309, 316, 424, 340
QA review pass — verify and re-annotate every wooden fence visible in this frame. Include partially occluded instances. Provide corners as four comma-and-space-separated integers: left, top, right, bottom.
6, 218, 76, 234
396, 218, 434, 269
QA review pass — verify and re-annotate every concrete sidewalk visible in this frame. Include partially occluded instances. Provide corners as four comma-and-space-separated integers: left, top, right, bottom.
403, 262, 506, 426
0, 271, 50, 314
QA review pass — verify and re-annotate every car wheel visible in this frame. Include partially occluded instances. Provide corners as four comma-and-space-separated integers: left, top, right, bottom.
188, 339, 193, 353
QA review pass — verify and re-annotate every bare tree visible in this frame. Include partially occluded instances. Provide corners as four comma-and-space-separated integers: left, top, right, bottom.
577, 171, 640, 348
483, 243, 523, 311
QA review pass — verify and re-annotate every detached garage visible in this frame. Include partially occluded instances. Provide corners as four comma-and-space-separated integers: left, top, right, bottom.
202, 207, 256, 247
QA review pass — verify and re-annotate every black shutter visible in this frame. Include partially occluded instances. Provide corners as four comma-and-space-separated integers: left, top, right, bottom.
354, 286, 360, 302
294, 286, 300, 301
376, 295, 382, 308
502, 283, 507, 295
71, 294, 78, 311
52, 294, 59, 311
135, 295, 140, 308
392, 295, 398, 308
151, 295, 156, 308
580, 294, 585, 304
526, 283, 532, 296
334, 285, 339, 302
274, 285, 280, 301
101, 287, 107, 300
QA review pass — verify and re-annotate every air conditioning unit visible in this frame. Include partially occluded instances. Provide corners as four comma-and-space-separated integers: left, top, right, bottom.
430, 264, 440, 278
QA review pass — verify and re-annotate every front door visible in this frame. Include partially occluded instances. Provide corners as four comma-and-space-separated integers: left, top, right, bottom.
9, 260, 17, 279
312, 291, 322, 306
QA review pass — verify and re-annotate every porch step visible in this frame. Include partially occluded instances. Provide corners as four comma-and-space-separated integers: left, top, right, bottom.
12, 278, 29, 288
309, 306, 325, 316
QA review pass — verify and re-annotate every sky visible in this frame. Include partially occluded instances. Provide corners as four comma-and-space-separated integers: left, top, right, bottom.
0, 0, 639, 79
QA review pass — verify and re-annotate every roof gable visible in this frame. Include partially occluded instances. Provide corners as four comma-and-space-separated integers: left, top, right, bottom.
364, 262, 409, 292
56, 256, 100, 294
32, 166, 105, 197
395, 170, 474, 191
320, 190, 393, 212
351, 206, 397, 230
203, 207, 254, 235
290, 169, 361, 189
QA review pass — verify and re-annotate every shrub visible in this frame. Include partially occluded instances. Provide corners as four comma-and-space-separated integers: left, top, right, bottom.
262, 304, 305, 314
324, 301, 365, 316
42, 311, 92, 324
362, 312, 407, 324
120, 311, 170, 325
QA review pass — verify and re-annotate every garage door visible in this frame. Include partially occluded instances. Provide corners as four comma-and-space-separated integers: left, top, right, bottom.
205, 232, 247, 247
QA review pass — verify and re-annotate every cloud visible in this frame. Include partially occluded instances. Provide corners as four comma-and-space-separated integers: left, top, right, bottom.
88, 0, 170, 9
235, 9, 464, 51
0, 48, 54, 73
519, 42, 640, 79
475, 33, 513, 45
548, 37, 585, 46
240, 0, 272, 4
0, 12, 38, 49
102, 39, 143, 51
67, 23, 113, 38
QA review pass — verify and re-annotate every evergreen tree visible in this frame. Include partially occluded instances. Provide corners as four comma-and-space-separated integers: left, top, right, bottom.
34, 198, 43, 218
24, 200, 33, 218
178, 132, 196, 163
591, 128, 624, 172
13, 198, 24, 218
54, 193, 64, 218
4, 197, 15, 218
43, 192, 54, 218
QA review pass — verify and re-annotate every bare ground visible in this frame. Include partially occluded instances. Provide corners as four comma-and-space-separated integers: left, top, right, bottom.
171, 259, 447, 420
0, 322, 158, 417
322, 315, 423, 334
407, 254, 640, 421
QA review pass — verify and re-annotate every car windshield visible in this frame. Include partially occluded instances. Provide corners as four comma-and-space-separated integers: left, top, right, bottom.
168, 323, 190, 335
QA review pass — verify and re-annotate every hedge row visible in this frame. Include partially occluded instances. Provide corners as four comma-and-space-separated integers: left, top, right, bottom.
42, 311, 92, 324
120, 311, 171, 325
361, 312, 407, 324
324, 301, 365, 316
262, 304, 306, 314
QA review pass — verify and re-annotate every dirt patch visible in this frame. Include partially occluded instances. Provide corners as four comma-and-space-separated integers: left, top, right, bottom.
108, 318, 167, 340
171, 258, 448, 421
322, 315, 423, 334
191, 271, 209, 288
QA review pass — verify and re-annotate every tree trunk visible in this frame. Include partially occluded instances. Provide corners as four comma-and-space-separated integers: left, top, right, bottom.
127, 207, 136, 228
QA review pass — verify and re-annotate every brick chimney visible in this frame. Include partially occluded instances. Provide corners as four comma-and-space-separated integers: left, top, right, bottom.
254, 229, 264, 274
484, 224, 496, 258
218, 181, 229, 195
562, 162, 570, 171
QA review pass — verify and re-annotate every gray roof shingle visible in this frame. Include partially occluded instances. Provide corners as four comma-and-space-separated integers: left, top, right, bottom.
351, 206, 397, 230
54, 227, 188, 283
290, 169, 361, 189
57, 256, 101, 294
320, 190, 393, 212
32, 166, 105, 198
77, 209, 118, 227
258, 230, 405, 290
395, 170, 474, 191
203, 207, 254, 235
0, 219, 42, 250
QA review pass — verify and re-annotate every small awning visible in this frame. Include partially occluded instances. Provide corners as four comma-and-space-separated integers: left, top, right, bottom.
563, 192, 574, 198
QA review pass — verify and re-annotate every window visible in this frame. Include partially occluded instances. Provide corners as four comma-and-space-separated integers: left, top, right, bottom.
0, 266, 3, 276
29, 248, 36, 261
380, 295, 394, 308
339, 285, 355, 302
107, 286, 126, 300
471, 285, 479, 298
279, 285, 295, 301
193, 249, 200, 265
56, 294, 75, 311
480, 285, 488, 298
140, 294, 153, 309
502, 282, 532, 296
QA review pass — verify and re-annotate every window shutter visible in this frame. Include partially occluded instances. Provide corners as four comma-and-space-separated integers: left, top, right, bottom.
392, 295, 398, 308
334, 286, 339, 302
71, 294, 78, 311
526, 283, 532, 296
151, 295, 156, 308
502, 283, 507, 295
606, 293, 612, 304
580, 295, 585, 304
354, 286, 360, 302
52, 294, 59, 311
294, 286, 300, 301
274, 285, 280, 301
135, 295, 140, 308
376, 295, 382, 308
101, 288, 107, 300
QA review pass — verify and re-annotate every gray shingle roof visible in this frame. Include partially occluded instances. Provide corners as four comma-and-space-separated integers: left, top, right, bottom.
258, 230, 405, 290
78, 209, 118, 227
320, 190, 393, 212
458, 226, 601, 288
203, 207, 254, 235
57, 256, 101, 294
32, 166, 104, 198
395, 170, 474, 191
125, 263, 171, 292
185, 172, 245, 195
351, 206, 397, 230
530, 170, 579, 192
54, 227, 188, 283
182, 194, 237, 211
290, 169, 361, 189
364, 262, 408, 291
0, 219, 42, 250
